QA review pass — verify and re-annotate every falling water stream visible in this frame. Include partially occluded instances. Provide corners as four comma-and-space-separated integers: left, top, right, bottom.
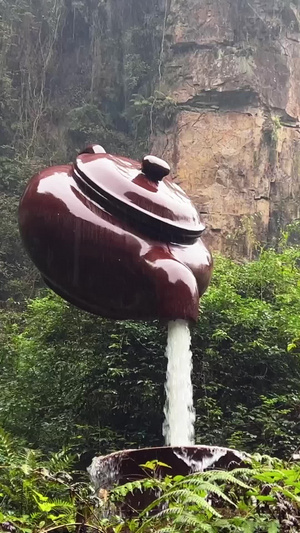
88, 319, 246, 496
163, 319, 195, 446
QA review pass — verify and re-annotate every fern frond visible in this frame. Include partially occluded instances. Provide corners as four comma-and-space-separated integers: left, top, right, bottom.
140, 507, 217, 533
142, 491, 221, 521
48, 448, 75, 473
174, 513, 215, 532
136, 507, 183, 533
50, 498, 74, 509
20, 448, 42, 474
25, 448, 41, 466
0, 427, 18, 465
112, 479, 148, 499
200, 470, 250, 488
156, 506, 187, 517
30, 511, 43, 521
227, 467, 255, 477
167, 492, 221, 518
175, 480, 235, 506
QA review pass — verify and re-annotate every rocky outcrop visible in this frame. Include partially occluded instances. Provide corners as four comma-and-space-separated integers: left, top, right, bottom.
152, 0, 300, 255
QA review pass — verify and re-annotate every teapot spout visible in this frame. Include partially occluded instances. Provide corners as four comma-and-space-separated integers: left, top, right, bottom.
143, 248, 200, 323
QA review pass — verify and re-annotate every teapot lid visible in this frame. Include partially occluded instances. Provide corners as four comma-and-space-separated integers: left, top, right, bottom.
73, 145, 204, 242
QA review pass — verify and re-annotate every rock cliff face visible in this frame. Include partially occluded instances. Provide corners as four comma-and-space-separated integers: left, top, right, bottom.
152, 0, 300, 254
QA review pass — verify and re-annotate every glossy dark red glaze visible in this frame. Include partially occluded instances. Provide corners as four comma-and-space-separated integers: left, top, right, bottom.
74, 152, 204, 236
19, 151, 212, 322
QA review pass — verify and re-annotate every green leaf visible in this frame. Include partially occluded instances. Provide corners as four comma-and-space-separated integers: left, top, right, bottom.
32, 489, 48, 502
267, 521, 280, 533
256, 495, 276, 502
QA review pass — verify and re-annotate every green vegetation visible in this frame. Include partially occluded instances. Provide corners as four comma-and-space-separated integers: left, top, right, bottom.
1, 430, 300, 532
110, 456, 300, 532
0, 428, 81, 533
1, 244, 300, 459
1, 1, 300, 530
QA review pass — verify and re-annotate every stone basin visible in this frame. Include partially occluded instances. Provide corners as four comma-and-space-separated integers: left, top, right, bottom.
88, 445, 245, 515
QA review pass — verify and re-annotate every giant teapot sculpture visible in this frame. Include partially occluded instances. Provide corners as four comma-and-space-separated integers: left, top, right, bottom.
19, 145, 212, 321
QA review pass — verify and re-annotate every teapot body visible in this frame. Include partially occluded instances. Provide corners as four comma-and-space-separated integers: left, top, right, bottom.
19, 154, 212, 322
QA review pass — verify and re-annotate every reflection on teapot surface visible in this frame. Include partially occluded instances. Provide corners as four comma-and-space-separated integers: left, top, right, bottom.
19, 147, 213, 322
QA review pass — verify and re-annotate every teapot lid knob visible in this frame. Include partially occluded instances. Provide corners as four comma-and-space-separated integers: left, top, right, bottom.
142, 155, 170, 182
79, 144, 106, 155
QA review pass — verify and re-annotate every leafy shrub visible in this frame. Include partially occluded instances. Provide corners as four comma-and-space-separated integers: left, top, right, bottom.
0, 428, 79, 532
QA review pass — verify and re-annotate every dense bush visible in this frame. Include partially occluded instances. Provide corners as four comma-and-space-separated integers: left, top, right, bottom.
0, 427, 83, 532
193, 246, 300, 456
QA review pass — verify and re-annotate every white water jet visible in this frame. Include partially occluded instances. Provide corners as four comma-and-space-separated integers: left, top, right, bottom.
163, 319, 195, 446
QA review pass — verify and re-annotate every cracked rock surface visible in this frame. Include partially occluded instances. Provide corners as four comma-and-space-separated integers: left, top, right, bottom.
152, 0, 300, 255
